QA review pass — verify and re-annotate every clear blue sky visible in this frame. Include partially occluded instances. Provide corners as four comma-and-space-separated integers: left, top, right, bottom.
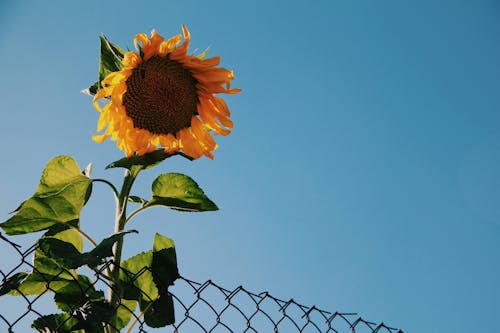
1, 1, 499, 332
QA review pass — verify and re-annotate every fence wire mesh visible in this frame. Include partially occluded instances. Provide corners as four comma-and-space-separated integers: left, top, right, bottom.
0, 233, 403, 333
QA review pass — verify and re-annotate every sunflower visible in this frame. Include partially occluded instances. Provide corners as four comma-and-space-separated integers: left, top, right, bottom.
92, 26, 240, 159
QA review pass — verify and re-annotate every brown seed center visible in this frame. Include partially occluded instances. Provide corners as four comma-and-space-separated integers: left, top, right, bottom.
123, 55, 198, 135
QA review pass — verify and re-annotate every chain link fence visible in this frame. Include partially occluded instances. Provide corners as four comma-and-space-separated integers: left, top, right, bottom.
0, 233, 403, 333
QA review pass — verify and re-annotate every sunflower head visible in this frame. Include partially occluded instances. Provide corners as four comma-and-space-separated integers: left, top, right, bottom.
92, 26, 240, 159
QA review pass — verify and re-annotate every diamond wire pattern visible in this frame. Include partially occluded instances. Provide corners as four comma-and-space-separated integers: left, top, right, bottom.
0, 233, 403, 333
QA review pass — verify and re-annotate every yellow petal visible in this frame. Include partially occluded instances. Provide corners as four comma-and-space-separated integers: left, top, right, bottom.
142, 29, 165, 60
102, 71, 128, 86
170, 25, 191, 60
96, 111, 110, 132
159, 134, 178, 152
134, 33, 149, 50
211, 96, 231, 116
191, 116, 217, 150
198, 98, 231, 136
122, 52, 142, 67
178, 129, 203, 159
92, 133, 110, 142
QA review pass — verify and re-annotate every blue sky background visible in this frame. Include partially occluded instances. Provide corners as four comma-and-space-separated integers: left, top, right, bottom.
1, 1, 499, 332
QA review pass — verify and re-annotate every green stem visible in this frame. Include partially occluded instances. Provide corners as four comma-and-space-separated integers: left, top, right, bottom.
93, 178, 120, 200
125, 205, 152, 225
92, 178, 121, 289
69, 225, 97, 247
125, 203, 197, 225
107, 167, 141, 332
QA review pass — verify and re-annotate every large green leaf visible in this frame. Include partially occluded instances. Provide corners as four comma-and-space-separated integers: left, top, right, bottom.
0, 156, 92, 235
11, 226, 81, 296
33, 226, 82, 277
146, 173, 218, 212
119, 233, 179, 328
44, 223, 83, 251
106, 149, 193, 171
86, 36, 125, 95
144, 293, 175, 328
119, 251, 158, 304
35, 156, 89, 195
13, 273, 76, 296
152, 233, 179, 290
145, 233, 178, 327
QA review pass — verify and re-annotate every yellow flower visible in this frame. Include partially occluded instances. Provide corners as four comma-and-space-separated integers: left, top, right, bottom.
93, 26, 240, 159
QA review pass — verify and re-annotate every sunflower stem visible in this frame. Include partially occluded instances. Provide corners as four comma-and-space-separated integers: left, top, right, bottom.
125, 205, 153, 225
107, 166, 141, 332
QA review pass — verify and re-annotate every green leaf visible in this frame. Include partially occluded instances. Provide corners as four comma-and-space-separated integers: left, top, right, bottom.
38, 238, 83, 269
0, 156, 92, 235
54, 275, 101, 312
118, 234, 178, 329
33, 225, 82, 276
106, 149, 193, 171
32, 313, 81, 333
11, 226, 82, 296
35, 225, 84, 271
51, 276, 115, 332
128, 195, 147, 205
116, 299, 137, 330
0, 272, 28, 296
152, 233, 179, 290
143, 233, 178, 328
146, 173, 218, 212
86, 36, 126, 95
144, 294, 175, 327
71, 300, 115, 332
16, 253, 76, 295
44, 223, 83, 251
36, 156, 89, 195
38, 230, 137, 269
87, 230, 138, 267
13, 273, 76, 296
119, 251, 158, 305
